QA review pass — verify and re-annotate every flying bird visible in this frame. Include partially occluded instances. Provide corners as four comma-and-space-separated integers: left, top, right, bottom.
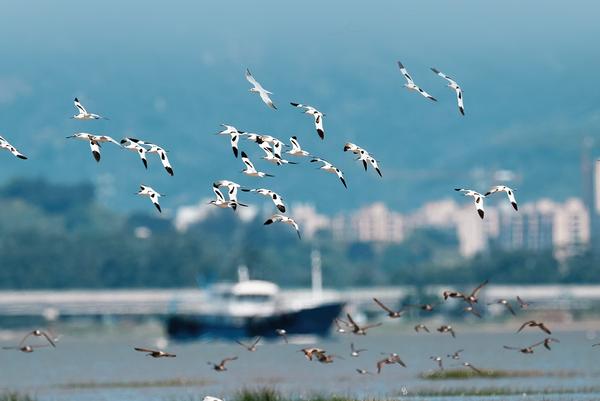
431, 67, 464, 115
414, 324, 430, 333
343, 143, 382, 176
488, 299, 516, 316
242, 188, 286, 212
463, 280, 489, 304
0, 136, 27, 159
437, 325, 456, 338
208, 357, 238, 372
311, 158, 347, 188
245, 69, 276, 109
72, 97, 107, 120
376, 353, 406, 373
430, 356, 444, 370
286, 136, 311, 157
290, 102, 325, 139
299, 347, 326, 361
213, 180, 242, 203
503, 338, 560, 354
137, 185, 163, 213
235, 337, 261, 352
397, 61, 437, 101
350, 343, 367, 357
2, 344, 50, 353
516, 296, 532, 309
373, 298, 405, 318
517, 320, 552, 335
19, 330, 56, 348
241, 151, 274, 178
217, 124, 243, 158
120, 138, 148, 169
134, 347, 176, 358
66, 133, 120, 162
264, 214, 301, 239
346, 313, 382, 335
275, 329, 288, 343
455, 188, 486, 219
209, 186, 245, 210
485, 185, 518, 211
447, 349, 464, 360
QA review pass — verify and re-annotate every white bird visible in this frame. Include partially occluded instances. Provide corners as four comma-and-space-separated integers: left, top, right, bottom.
286, 136, 311, 157
343, 142, 382, 177
213, 180, 241, 203
145, 143, 174, 176
431, 67, 464, 115
120, 138, 148, 169
311, 158, 347, 188
66, 133, 120, 162
203, 397, 224, 401
71, 97, 107, 120
264, 214, 301, 239
245, 69, 277, 110
455, 188, 485, 219
240, 151, 274, 178
485, 185, 518, 211
290, 102, 325, 139
217, 124, 243, 158
261, 147, 297, 166
209, 186, 245, 210
397, 61, 437, 101
137, 185, 163, 213
0, 136, 27, 160
242, 188, 286, 213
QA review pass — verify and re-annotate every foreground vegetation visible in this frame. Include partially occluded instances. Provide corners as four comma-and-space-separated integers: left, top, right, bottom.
0, 393, 36, 401
0, 178, 598, 289
420, 368, 579, 380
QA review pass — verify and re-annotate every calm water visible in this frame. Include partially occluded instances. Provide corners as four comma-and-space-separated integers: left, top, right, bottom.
1, 326, 599, 401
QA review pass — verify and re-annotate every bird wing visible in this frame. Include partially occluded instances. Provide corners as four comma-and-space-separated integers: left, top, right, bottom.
397, 61, 414, 84
245, 69, 262, 89
466, 364, 482, 374
373, 298, 395, 314
346, 313, 360, 329
241, 152, 256, 170
74, 98, 88, 114
503, 345, 521, 350
517, 320, 534, 332
415, 85, 437, 101
41, 331, 56, 347
259, 91, 277, 109
18, 331, 35, 347
251, 337, 262, 347
431, 67, 458, 86
505, 302, 516, 316
313, 113, 325, 139
213, 187, 226, 202
89, 140, 101, 162
455, 87, 465, 115
135, 347, 158, 353
362, 322, 383, 330
470, 279, 489, 298
157, 148, 174, 175
335, 168, 347, 188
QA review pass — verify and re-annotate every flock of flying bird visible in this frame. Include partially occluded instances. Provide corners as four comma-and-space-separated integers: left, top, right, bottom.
1, 60, 594, 396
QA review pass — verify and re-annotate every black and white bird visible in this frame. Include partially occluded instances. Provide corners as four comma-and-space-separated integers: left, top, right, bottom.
397, 61, 437, 101
120, 138, 148, 169
431, 68, 464, 115
290, 102, 325, 139
213, 180, 242, 203
286, 136, 311, 157
485, 185, 518, 211
343, 143, 382, 177
241, 151, 274, 178
66, 133, 121, 162
242, 188, 286, 213
72, 97, 107, 120
311, 158, 347, 188
137, 185, 163, 213
350, 343, 367, 357
430, 356, 444, 370
454, 188, 486, 219
245, 69, 276, 110
261, 147, 297, 166
209, 186, 246, 210
217, 124, 243, 158
0, 136, 27, 159
145, 143, 174, 176
134, 347, 176, 358
264, 214, 301, 239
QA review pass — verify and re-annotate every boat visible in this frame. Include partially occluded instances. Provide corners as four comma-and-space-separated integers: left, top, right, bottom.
166, 253, 345, 340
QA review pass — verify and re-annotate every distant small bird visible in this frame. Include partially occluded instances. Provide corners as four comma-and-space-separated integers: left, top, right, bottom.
217, 124, 243, 158
264, 214, 301, 239
431, 67, 464, 115
66, 133, 120, 162
488, 299, 516, 316
414, 324, 430, 333
120, 138, 148, 169
437, 325, 456, 338
71, 97, 107, 120
397, 61, 437, 101
241, 151, 274, 178
208, 357, 238, 372
235, 337, 261, 352
485, 185, 518, 211
503, 338, 559, 354
311, 157, 347, 188
290, 102, 325, 139
346, 313, 382, 335
463, 280, 489, 304
373, 298, 405, 318
455, 188, 486, 219
430, 356, 444, 370
137, 185, 163, 213
334, 318, 349, 334
275, 329, 288, 343
286, 136, 311, 157
245, 69, 276, 109
343, 143, 382, 177
376, 353, 406, 373
19, 330, 56, 348
209, 187, 246, 210
461, 362, 483, 375
203, 396, 224, 401
299, 347, 326, 361
516, 296, 532, 309
356, 368, 373, 375
350, 343, 367, 357
243, 188, 285, 212
443, 290, 465, 301
134, 347, 176, 358
517, 320, 552, 335
406, 303, 438, 312
2, 344, 50, 353
447, 349, 464, 360
0, 136, 27, 159
316, 352, 343, 364
464, 305, 482, 318
145, 143, 174, 176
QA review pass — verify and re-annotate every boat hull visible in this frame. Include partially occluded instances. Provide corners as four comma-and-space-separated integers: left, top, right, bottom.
166, 301, 344, 340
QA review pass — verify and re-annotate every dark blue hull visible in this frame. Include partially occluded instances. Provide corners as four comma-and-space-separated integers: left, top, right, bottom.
166, 301, 344, 340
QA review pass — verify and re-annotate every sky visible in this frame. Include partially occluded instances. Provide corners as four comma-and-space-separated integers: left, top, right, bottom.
0, 0, 599, 214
